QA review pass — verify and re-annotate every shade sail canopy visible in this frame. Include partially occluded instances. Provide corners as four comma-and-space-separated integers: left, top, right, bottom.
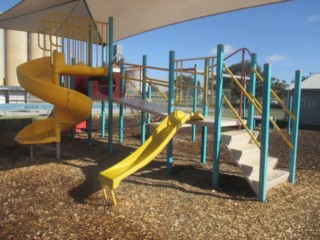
0, 0, 287, 43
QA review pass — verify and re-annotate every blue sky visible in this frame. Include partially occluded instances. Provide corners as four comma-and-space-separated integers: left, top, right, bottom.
1, 0, 320, 83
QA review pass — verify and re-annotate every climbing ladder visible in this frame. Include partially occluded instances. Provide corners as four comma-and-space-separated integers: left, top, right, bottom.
221, 130, 289, 195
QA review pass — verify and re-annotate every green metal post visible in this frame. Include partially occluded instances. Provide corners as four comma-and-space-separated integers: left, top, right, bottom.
119, 58, 125, 143
146, 85, 152, 137
243, 79, 247, 118
141, 55, 147, 144
87, 25, 93, 146
101, 59, 106, 138
201, 59, 209, 164
258, 63, 272, 202
108, 17, 114, 153
212, 44, 224, 188
289, 70, 302, 184
167, 51, 175, 173
248, 53, 257, 131
192, 64, 198, 142
101, 100, 106, 138
287, 96, 293, 134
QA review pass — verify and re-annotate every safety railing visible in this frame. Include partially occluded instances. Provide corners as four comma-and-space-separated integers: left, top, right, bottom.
250, 66, 296, 121
116, 62, 169, 103
174, 56, 215, 106
224, 64, 294, 149
223, 93, 260, 148
115, 61, 206, 105
37, 12, 109, 67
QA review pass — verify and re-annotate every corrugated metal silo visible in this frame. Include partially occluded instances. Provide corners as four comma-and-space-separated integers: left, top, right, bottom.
0, 29, 4, 86
125, 67, 143, 96
5, 30, 28, 86
28, 32, 43, 60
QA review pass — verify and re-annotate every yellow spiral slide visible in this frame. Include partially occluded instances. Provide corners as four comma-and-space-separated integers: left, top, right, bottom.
15, 52, 107, 144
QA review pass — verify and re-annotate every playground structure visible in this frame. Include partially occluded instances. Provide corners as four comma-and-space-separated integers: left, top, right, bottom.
13, 13, 302, 203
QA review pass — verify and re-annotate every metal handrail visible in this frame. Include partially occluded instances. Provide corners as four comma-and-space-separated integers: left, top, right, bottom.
37, 13, 108, 67
224, 64, 294, 149
223, 94, 260, 148
250, 66, 296, 121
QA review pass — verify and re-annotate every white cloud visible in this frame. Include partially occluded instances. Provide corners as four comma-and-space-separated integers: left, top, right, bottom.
209, 44, 235, 55
266, 54, 290, 63
307, 15, 320, 23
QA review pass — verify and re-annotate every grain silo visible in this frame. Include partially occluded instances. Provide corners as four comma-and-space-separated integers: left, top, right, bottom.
5, 30, 28, 86
28, 32, 43, 60
0, 29, 4, 86
125, 67, 143, 96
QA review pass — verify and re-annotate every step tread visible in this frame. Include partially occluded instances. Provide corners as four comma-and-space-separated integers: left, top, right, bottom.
250, 169, 289, 183
240, 156, 278, 177
250, 169, 289, 195
222, 130, 259, 148
240, 156, 277, 167
222, 129, 250, 137
231, 142, 260, 152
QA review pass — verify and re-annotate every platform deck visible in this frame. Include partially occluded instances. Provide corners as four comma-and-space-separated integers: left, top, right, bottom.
114, 98, 243, 127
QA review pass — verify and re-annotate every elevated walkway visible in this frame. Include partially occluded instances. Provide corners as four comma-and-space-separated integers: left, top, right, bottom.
114, 98, 244, 127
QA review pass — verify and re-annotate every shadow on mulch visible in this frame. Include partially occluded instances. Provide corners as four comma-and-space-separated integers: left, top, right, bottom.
125, 163, 256, 200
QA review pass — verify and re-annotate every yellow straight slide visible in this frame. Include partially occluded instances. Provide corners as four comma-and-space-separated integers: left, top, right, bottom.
99, 110, 203, 205
15, 52, 106, 144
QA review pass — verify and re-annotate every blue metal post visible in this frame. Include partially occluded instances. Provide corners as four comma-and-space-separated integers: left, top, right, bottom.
100, 60, 107, 138
87, 25, 93, 146
287, 96, 293, 134
212, 44, 224, 188
101, 100, 106, 138
289, 70, 302, 184
141, 55, 147, 144
248, 53, 257, 131
108, 17, 114, 153
70, 58, 76, 140
201, 59, 209, 164
243, 79, 247, 118
146, 85, 152, 137
167, 51, 175, 173
258, 63, 272, 202
192, 64, 198, 142
119, 58, 125, 143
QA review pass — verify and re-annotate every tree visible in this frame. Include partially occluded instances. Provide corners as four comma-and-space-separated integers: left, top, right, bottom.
270, 77, 288, 99
175, 74, 201, 101
224, 61, 288, 103
225, 61, 263, 103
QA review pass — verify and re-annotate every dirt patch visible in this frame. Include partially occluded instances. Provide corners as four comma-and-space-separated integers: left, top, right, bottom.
0, 116, 319, 239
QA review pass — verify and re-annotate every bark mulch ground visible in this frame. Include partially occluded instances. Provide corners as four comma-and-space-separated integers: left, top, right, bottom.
0, 116, 319, 239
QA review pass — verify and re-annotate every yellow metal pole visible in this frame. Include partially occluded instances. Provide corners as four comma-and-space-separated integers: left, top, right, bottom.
226, 64, 294, 149
251, 67, 296, 121
223, 94, 260, 148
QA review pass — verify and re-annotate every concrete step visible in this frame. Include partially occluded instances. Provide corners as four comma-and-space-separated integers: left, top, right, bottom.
222, 129, 259, 148
230, 143, 260, 163
240, 156, 278, 177
222, 129, 288, 197
250, 169, 289, 195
